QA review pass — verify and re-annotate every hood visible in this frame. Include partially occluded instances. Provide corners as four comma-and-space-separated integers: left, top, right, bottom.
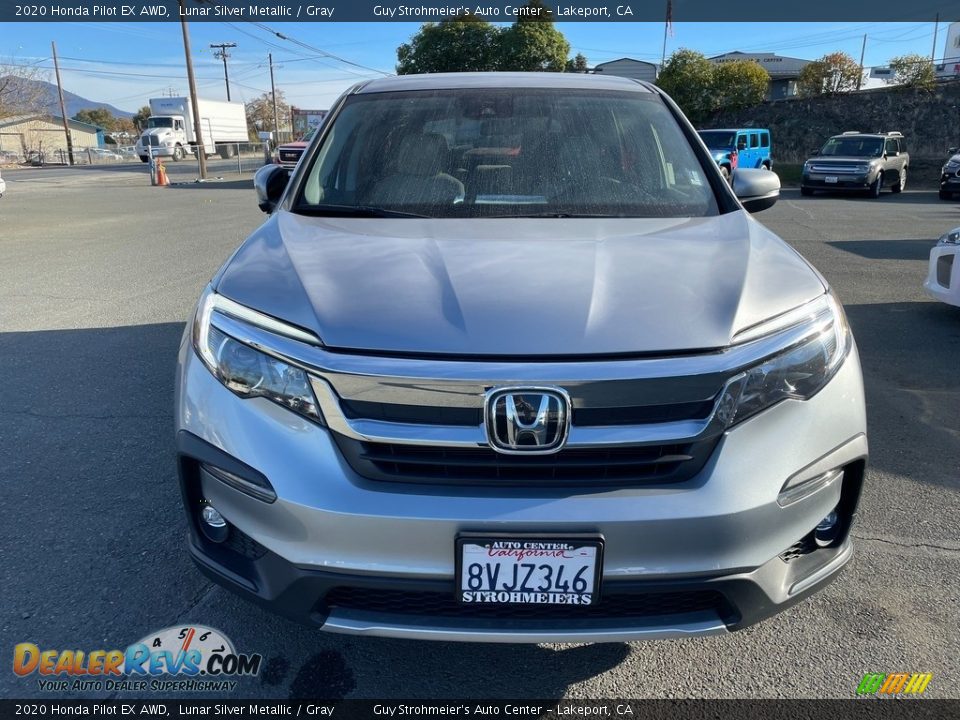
214, 212, 826, 357
140, 128, 171, 139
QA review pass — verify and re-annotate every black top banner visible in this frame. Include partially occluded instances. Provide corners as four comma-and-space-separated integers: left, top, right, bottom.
1, 0, 958, 22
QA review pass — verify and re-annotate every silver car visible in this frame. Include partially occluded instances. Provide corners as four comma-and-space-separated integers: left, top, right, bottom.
176, 73, 867, 643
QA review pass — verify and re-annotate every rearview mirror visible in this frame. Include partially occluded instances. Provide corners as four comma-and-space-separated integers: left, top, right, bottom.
733, 168, 780, 214
254, 164, 289, 214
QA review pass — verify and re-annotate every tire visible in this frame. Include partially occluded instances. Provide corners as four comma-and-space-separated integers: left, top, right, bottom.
892, 168, 906, 193
941, 189, 953, 200
139, 156, 149, 163
720, 165, 731, 184
218, 144, 236, 160
762, 162, 771, 171
172, 145, 184, 162
800, 186, 813, 196
869, 175, 882, 198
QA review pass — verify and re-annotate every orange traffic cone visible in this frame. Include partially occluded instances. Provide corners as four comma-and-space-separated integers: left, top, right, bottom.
157, 160, 169, 187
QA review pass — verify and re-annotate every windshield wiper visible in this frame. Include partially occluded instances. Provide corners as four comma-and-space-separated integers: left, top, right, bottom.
496, 212, 621, 218
294, 204, 429, 218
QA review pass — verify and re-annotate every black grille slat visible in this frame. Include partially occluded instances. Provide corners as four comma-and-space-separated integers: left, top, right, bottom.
324, 587, 727, 620
359, 449, 693, 468
333, 433, 720, 487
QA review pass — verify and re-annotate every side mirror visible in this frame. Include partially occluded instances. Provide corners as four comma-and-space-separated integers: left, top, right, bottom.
254, 164, 289, 214
809, 149, 819, 156
733, 168, 780, 214
949, 147, 959, 155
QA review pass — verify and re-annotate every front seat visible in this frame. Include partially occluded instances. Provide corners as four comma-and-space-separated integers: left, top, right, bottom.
367, 133, 464, 206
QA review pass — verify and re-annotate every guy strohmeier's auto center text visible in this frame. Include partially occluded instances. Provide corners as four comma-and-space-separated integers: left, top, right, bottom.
13, 2, 636, 19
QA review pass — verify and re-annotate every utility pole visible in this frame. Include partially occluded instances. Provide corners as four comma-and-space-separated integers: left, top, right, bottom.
179, 0, 207, 179
51, 41, 74, 166
857, 34, 867, 90
210, 42, 237, 101
931, 14, 940, 63
269, 52, 280, 142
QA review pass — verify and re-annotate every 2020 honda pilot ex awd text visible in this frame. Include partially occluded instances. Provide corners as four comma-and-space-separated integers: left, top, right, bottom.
176, 73, 867, 643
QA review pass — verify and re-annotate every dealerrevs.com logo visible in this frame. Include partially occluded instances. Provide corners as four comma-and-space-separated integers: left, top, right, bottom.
13, 625, 261, 693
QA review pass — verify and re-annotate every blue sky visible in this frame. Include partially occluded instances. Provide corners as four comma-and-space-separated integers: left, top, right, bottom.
2, 20, 952, 112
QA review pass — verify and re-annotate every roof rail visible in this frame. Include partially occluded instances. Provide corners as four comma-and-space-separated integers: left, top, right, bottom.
840, 131, 861, 135
885, 131, 903, 136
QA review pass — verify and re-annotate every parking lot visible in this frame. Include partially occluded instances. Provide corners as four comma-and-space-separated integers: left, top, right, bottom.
1, 162, 958, 700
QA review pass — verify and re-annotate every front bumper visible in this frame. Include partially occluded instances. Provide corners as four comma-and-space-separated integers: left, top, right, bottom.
941, 174, 960, 194
925, 244, 960, 308
137, 146, 175, 158
175, 333, 868, 642
802, 172, 873, 190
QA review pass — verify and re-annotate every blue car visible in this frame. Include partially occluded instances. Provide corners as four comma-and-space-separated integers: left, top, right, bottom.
698, 129, 772, 181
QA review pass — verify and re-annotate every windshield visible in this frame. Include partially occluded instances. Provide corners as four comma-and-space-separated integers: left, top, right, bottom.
698, 130, 735, 149
819, 136, 883, 157
147, 117, 174, 129
297, 88, 717, 218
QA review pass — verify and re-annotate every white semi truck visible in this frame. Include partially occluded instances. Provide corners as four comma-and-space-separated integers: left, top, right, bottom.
135, 96, 248, 162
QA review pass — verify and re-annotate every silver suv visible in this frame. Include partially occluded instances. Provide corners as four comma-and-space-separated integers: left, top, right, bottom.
801, 131, 908, 197
176, 73, 867, 643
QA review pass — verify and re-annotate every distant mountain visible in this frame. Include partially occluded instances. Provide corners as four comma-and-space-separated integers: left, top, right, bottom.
0, 76, 133, 121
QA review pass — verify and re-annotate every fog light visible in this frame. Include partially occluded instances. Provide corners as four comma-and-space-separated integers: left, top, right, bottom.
200, 503, 229, 543
814, 509, 840, 547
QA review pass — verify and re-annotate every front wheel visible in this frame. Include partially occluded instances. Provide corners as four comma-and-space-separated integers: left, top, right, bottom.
800, 186, 813, 196
139, 156, 149, 163
172, 145, 184, 162
869, 176, 882, 198
941, 189, 954, 200
892, 168, 906, 193
720, 165, 731, 184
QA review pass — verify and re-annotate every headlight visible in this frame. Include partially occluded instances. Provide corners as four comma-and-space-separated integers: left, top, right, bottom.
192, 289, 323, 421
716, 293, 851, 427
939, 229, 960, 245
855, 164, 870, 173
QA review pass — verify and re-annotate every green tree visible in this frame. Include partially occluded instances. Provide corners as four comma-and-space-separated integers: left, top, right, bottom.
499, 2, 570, 72
397, 14, 501, 75
797, 52, 862, 96
713, 60, 770, 111
73, 107, 115, 128
132, 105, 151, 130
887, 53, 936, 90
656, 49, 715, 123
566, 53, 589, 72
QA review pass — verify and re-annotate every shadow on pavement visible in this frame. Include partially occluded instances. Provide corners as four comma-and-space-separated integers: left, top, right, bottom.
843, 301, 960, 488
827, 239, 936, 261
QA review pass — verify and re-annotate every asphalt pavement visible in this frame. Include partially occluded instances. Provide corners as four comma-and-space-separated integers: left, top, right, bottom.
1, 164, 958, 700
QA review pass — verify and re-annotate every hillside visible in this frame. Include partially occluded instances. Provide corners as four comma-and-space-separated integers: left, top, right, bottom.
0, 75, 132, 120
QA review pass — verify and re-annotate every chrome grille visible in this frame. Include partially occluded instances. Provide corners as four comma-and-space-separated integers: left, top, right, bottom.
809, 163, 862, 175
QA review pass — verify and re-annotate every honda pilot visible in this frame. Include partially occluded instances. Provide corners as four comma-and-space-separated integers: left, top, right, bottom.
176, 73, 867, 643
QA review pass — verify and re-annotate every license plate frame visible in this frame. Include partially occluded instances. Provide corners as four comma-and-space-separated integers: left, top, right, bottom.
455, 535, 604, 606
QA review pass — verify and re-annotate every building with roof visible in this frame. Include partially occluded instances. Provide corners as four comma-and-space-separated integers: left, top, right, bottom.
709, 52, 813, 99
592, 58, 659, 83
0, 114, 105, 156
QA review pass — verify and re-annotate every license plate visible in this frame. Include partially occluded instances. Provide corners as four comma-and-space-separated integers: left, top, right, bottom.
825, 176, 838, 184
457, 537, 602, 605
